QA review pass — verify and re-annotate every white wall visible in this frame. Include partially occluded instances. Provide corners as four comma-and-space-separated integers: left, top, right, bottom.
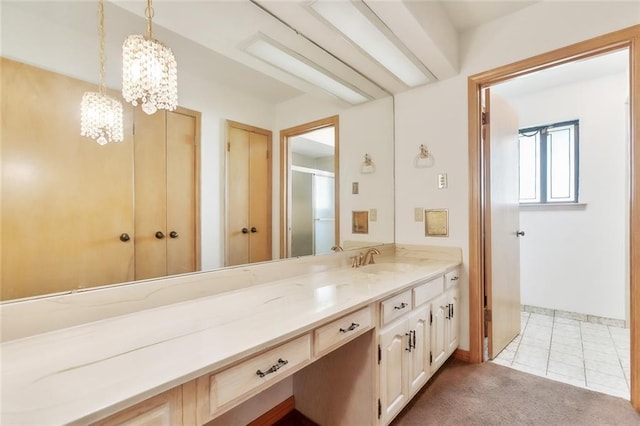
394, 1, 639, 350
507, 72, 628, 320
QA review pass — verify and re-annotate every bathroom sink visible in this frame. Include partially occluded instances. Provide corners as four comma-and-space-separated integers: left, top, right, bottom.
359, 262, 415, 274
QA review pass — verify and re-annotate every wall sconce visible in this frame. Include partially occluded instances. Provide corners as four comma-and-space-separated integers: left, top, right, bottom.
361, 153, 376, 174
415, 144, 434, 168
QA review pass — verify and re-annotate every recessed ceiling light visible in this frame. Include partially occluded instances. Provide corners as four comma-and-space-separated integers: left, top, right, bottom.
245, 37, 369, 105
310, 0, 431, 87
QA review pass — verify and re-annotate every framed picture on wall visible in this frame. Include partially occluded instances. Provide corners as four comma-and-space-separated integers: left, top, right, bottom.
352, 211, 369, 234
425, 209, 448, 237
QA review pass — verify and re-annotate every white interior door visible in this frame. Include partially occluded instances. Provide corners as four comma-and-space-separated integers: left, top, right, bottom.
485, 89, 522, 359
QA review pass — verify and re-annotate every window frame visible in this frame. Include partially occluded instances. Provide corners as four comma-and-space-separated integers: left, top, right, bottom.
518, 119, 580, 204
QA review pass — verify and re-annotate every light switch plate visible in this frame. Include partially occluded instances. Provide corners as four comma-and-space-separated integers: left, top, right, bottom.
438, 173, 448, 189
414, 208, 423, 222
352, 182, 359, 194
370, 208, 377, 222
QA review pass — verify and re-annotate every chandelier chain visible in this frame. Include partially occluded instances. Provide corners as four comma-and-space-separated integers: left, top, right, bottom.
145, 0, 154, 39
98, 0, 106, 95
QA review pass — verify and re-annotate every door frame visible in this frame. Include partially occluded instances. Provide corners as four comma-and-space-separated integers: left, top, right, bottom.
467, 24, 640, 409
224, 120, 273, 266
279, 116, 339, 259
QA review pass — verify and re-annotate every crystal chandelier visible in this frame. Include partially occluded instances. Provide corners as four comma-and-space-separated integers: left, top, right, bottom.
80, 0, 124, 145
122, 0, 177, 115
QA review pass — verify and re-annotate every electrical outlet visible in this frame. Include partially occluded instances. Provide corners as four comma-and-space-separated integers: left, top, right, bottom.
414, 208, 423, 222
370, 209, 377, 222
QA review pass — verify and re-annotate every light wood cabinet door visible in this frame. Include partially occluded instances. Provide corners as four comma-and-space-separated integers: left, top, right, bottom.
134, 108, 167, 280
226, 122, 272, 266
166, 110, 197, 276
407, 306, 430, 396
1, 58, 135, 300
379, 319, 409, 425
430, 292, 449, 373
134, 109, 198, 280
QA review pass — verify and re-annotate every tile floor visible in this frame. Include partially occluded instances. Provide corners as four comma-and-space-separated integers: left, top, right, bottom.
492, 311, 631, 399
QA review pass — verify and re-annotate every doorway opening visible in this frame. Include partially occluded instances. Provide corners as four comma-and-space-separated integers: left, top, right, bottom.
485, 48, 630, 399
467, 26, 639, 410
280, 116, 339, 259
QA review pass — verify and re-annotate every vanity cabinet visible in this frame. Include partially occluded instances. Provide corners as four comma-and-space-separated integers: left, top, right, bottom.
378, 270, 460, 425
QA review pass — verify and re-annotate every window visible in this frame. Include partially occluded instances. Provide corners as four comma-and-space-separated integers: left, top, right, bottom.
519, 120, 579, 204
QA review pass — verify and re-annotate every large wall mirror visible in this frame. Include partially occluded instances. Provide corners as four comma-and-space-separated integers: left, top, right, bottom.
0, 1, 395, 301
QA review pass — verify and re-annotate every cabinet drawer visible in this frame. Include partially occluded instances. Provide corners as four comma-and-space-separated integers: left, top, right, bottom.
314, 306, 372, 356
202, 334, 311, 421
93, 386, 183, 426
380, 290, 412, 326
414, 276, 444, 306
444, 269, 460, 289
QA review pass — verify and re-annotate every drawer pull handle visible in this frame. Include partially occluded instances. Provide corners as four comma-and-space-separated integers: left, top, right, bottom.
451, 276, 459, 281
394, 302, 408, 310
256, 358, 288, 378
339, 322, 360, 333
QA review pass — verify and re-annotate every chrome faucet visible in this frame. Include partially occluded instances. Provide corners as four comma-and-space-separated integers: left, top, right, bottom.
363, 248, 380, 265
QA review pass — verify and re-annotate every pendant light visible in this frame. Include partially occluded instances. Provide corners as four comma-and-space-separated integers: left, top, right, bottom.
80, 0, 124, 145
122, 0, 177, 115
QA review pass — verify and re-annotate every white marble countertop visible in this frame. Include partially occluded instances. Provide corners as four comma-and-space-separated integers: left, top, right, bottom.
1, 255, 459, 425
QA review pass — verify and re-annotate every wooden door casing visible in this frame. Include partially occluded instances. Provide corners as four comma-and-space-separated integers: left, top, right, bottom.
468, 33, 639, 412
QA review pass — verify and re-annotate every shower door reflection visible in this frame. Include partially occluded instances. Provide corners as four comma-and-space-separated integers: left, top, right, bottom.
291, 168, 335, 257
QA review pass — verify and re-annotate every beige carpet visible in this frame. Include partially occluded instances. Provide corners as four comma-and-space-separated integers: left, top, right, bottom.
391, 359, 640, 426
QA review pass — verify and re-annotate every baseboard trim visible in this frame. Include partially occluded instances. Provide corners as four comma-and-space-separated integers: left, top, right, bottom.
453, 348, 471, 363
248, 396, 295, 426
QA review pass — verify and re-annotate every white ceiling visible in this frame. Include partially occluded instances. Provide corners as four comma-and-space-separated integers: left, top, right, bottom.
440, 0, 539, 32
493, 49, 629, 99
4, 1, 544, 106
109, 0, 542, 105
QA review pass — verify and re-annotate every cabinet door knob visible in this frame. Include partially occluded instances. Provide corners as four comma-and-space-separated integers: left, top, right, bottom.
169, 231, 179, 239
155, 231, 165, 239
516, 230, 525, 237
251, 227, 258, 233
119, 233, 130, 242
